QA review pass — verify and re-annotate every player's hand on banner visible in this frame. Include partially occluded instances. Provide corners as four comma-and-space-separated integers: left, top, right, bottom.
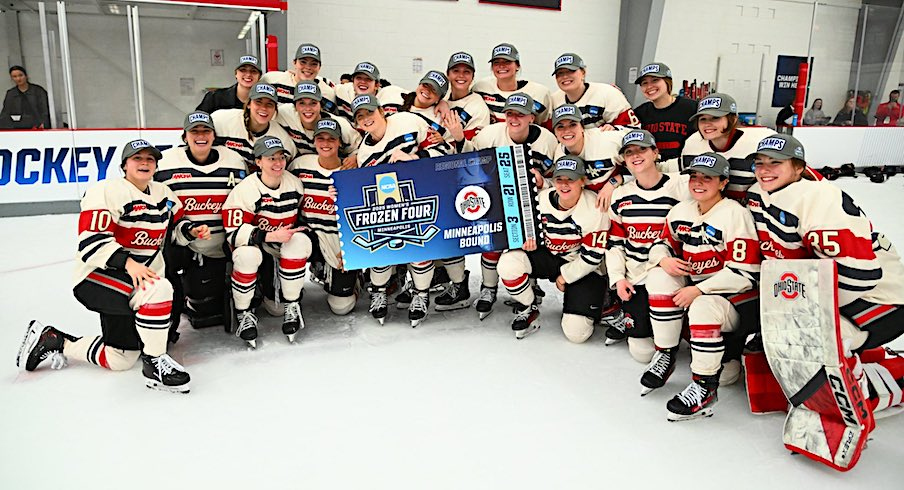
390, 149, 417, 163
672, 285, 702, 308
555, 274, 567, 292
125, 257, 159, 290
522, 238, 537, 252
190, 224, 211, 240
616, 279, 635, 301
443, 112, 465, 143
659, 257, 691, 276
341, 154, 359, 170
266, 225, 300, 244
426, 128, 444, 146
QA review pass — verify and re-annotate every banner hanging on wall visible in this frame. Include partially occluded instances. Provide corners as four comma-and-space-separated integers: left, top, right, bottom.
772, 55, 813, 108
334, 146, 539, 271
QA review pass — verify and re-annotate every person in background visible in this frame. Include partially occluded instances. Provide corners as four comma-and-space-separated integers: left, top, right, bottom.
632, 62, 696, 161
874, 90, 902, 127
803, 98, 828, 126
832, 97, 868, 127
196, 55, 262, 114
775, 104, 796, 132
339, 74, 353, 84
1, 65, 50, 129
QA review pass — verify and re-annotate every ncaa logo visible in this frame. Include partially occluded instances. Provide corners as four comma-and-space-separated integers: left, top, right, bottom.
255, 84, 275, 96
493, 45, 513, 57
508, 95, 528, 107
691, 155, 717, 168
356, 62, 376, 74
378, 175, 397, 194
774, 272, 806, 300
623, 131, 646, 144
556, 159, 578, 172
452, 53, 472, 65
297, 83, 317, 94
300, 45, 319, 56
264, 138, 283, 149
455, 185, 491, 221
427, 71, 447, 86
641, 64, 660, 76
188, 113, 210, 124
318, 119, 338, 131
699, 97, 722, 110
554, 105, 576, 119
131, 140, 151, 150
240, 55, 258, 65
758, 137, 786, 152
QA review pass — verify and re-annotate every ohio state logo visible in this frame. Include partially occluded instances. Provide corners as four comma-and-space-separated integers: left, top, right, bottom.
455, 185, 491, 221
131, 230, 163, 247
183, 197, 222, 214
627, 225, 661, 241
774, 272, 806, 300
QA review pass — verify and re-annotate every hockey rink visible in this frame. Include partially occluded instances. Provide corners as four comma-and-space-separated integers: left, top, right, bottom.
1, 177, 902, 489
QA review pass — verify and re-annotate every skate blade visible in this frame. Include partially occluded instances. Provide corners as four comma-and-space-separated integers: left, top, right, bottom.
286, 333, 297, 343
478, 310, 493, 321
16, 320, 42, 370
410, 319, 424, 328
640, 385, 656, 396
515, 324, 540, 340
434, 300, 471, 312
604, 337, 626, 346
145, 379, 191, 394
667, 408, 714, 422
245, 339, 257, 349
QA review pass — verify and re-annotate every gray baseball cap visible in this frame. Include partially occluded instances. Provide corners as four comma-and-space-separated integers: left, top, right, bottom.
503, 92, 535, 115
447, 52, 475, 71
691, 93, 738, 120
352, 61, 380, 81
121, 139, 162, 163
633, 62, 672, 84
747, 134, 806, 161
681, 152, 730, 178
552, 104, 582, 128
419, 70, 449, 99
619, 129, 657, 154
352, 94, 380, 115
249, 83, 278, 103
490, 43, 519, 62
294, 82, 322, 102
236, 54, 262, 72
183, 111, 214, 131
253, 136, 288, 158
294, 43, 321, 62
552, 155, 586, 180
552, 53, 585, 75
314, 118, 343, 141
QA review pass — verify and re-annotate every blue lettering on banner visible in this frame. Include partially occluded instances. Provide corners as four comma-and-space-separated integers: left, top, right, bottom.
0, 145, 151, 186
495, 146, 523, 248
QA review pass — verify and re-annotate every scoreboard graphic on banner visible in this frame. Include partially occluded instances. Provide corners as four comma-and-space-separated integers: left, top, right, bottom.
334, 146, 538, 270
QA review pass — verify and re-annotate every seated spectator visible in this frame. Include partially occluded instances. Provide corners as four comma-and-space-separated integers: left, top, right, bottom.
803, 98, 829, 126
0, 65, 51, 129
874, 90, 902, 127
775, 104, 795, 131
831, 97, 867, 127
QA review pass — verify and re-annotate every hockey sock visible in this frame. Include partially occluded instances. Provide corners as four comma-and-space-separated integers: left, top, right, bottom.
278, 257, 307, 302
409, 261, 435, 291
501, 273, 534, 307
443, 257, 467, 283
481, 252, 501, 288
689, 323, 724, 376
649, 294, 683, 349
135, 301, 172, 357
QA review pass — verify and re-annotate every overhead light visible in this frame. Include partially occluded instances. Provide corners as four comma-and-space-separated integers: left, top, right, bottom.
237, 11, 260, 40
107, 4, 121, 14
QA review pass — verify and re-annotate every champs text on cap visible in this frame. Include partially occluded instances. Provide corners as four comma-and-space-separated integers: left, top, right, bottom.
508, 95, 528, 106
297, 83, 318, 93
493, 45, 513, 57
555, 55, 575, 67
352, 95, 374, 109
758, 137, 786, 152
131, 140, 152, 150
691, 155, 717, 168
426, 72, 447, 86
188, 113, 210, 124
557, 159, 579, 171
318, 119, 338, 130
239, 55, 258, 65
451, 53, 472, 64
623, 131, 647, 144
699, 97, 722, 110
300, 45, 319, 56
554, 105, 576, 118
255, 84, 276, 96
356, 62, 376, 73
641, 64, 662, 76
264, 138, 284, 149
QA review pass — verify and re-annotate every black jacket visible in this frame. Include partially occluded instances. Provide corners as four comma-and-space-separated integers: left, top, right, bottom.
196, 84, 245, 114
0, 84, 51, 129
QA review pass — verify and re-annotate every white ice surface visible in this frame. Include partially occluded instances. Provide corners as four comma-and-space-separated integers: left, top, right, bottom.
1, 177, 903, 489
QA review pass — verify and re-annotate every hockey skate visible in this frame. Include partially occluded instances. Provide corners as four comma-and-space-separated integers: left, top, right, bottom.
505, 283, 544, 308
17, 320, 70, 372
640, 347, 677, 396
235, 310, 259, 349
409, 291, 430, 328
435, 271, 471, 312
511, 303, 540, 339
282, 301, 304, 343
369, 288, 388, 325
600, 307, 630, 346
430, 265, 451, 293
474, 286, 497, 320
141, 353, 190, 394
666, 374, 719, 421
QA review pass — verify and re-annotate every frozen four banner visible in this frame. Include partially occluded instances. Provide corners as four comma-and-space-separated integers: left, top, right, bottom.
334, 145, 539, 270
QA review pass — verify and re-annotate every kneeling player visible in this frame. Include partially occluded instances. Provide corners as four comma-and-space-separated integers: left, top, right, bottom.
223, 137, 312, 348
748, 134, 904, 470
497, 156, 609, 340
645, 153, 761, 417
17, 140, 209, 393
289, 118, 361, 315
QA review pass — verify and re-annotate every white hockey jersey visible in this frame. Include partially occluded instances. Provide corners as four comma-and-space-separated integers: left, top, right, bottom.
75, 179, 194, 286
287, 155, 341, 269
275, 104, 361, 158
335, 84, 409, 122
356, 112, 453, 167
210, 109, 297, 172
606, 173, 690, 286
463, 123, 557, 175
406, 104, 456, 145
222, 173, 305, 249
648, 198, 760, 295
471, 77, 552, 125
553, 128, 628, 192
747, 179, 904, 307
448, 92, 492, 140
259, 70, 337, 112
538, 187, 610, 284
155, 146, 247, 258
550, 82, 638, 129
675, 127, 774, 202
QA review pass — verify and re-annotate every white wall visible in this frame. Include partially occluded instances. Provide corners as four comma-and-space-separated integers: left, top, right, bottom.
654, 0, 861, 126
285, 0, 621, 92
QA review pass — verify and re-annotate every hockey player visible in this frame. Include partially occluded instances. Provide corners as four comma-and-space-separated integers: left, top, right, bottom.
155, 111, 247, 336
288, 118, 361, 315
472, 43, 552, 125
550, 53, 638, 130
497, 156, 609, 340
445, 52, 491, 142
747, 133, 904, 469
643, 153, 761, 418
455, 92, 558, 319
222, 136, 312, 348
352, 94, 452, 327
260, 43, 337, 111
211, 83, 296, 172
196, 54, 262, 114
632, 62, 697, 161
17, 140, 209, 393
335, 62, 407, 122
606, 129, 689, 363
275, 81, 360, 163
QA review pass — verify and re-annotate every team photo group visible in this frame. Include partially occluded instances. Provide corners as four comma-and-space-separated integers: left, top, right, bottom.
15, 40, 904, 471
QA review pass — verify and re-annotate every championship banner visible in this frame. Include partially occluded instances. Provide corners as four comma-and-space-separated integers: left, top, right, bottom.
772, 55, 812, 108
334, 146, 539, 270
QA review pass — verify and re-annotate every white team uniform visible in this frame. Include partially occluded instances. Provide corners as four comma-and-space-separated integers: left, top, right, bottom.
550, 82, 638, 129
406, 104, 456, 145
356, 112, 453, 167
553, 128, 628, 192
463, 122, 557, 174
275, 104, 361, 158
155, 146, 247, 258
471, 77, 552, 125
210, 109, 297, 172
334, 84, 409, 122
448, 92, 492, 140
287, 155, 341, 270
259, 70, 337, 111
